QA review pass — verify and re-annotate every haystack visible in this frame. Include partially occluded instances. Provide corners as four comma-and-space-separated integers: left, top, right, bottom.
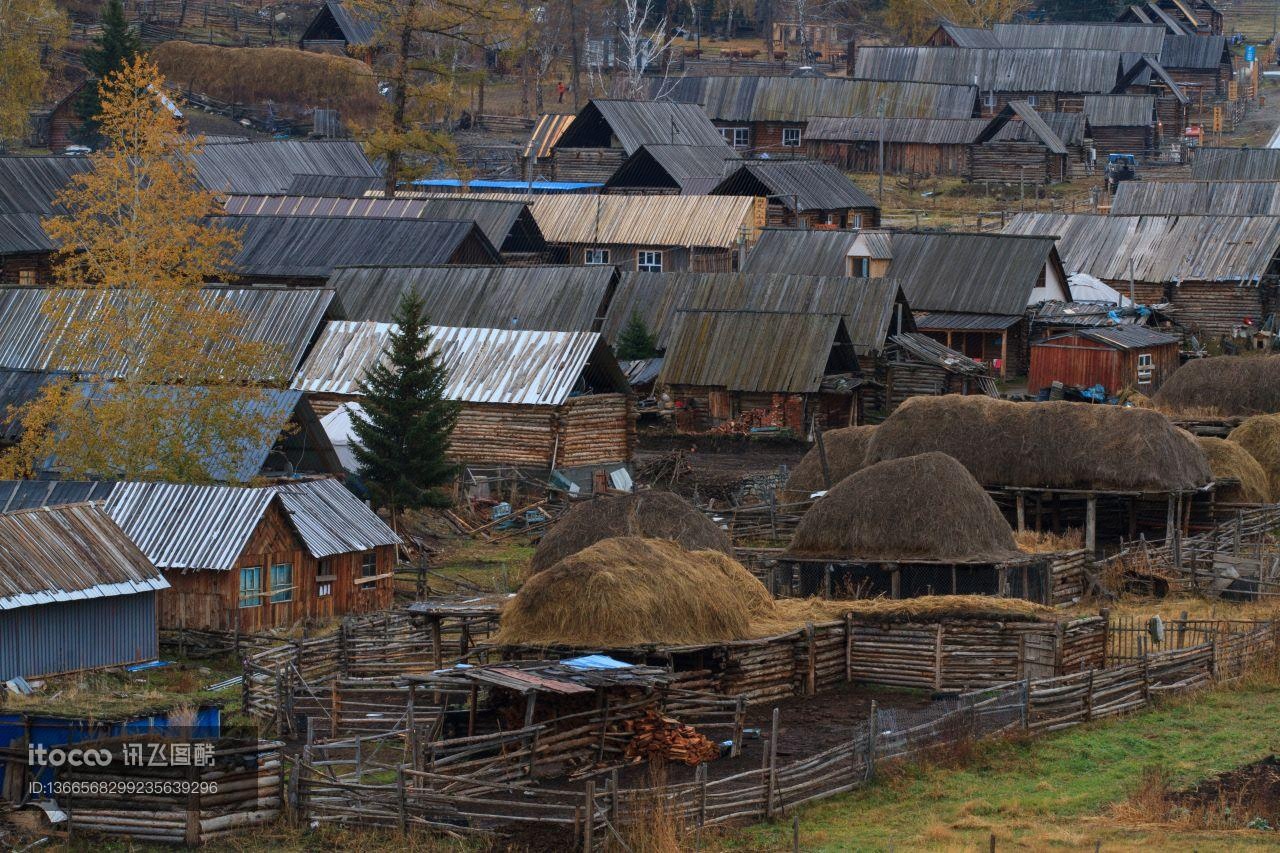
771, 595, 1055, 625
1154, 355, 1280, 417
1228, 414, 1280, 500
1197, 437, 1271, 504
529, 491, 731, 574
786, 452, 1022, 563
497, 537, 773, 647
865, 395, 1210, 492
780, 425, 876, 502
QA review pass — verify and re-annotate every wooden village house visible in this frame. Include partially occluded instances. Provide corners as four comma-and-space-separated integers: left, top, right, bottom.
102, 479, 400, 633
969, 103, 1088, 183
0, 157, 91, 286
708, 160, 881, 228
548, 100, 730, 182
299, 0, 376, 53
1082, 95, 1159, 158
657, 309, 864, 434
1029, 325, 1181, 397
0, 502, 167, 680
601, 144, 742, 195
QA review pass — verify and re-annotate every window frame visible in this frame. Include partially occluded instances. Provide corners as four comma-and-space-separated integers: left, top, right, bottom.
239, 566, 263, 609
849, 256, 870, 277
269, 562, 294, 604
17, 269, 35, 286
781, 127, 802, 147
361, 551, 378, 578
1025, 94, 1040, 108
584, 247, 611, 265
720, 126, 750, 149
1137, 352, 1154, 385
983, 91, 996, 109
636, 250, 663, 273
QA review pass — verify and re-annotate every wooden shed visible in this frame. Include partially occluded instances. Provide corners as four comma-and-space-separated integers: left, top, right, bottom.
1158, 34, 1233, 98
1029, 325, 1182, 396
299, 0, 376, 52
103, 479, 400, 634
0, 502, 167, 680
1083, 95, 1157, 158
805, 116, 986, 177
708, 159, 880, 228
970, 101, 1085, 184
658, 309, 864, 434
550, 100, 728, 182
601, 144, 740, 195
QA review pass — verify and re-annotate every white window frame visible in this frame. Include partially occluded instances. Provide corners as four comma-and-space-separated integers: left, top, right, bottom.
585, 247, 611, 265
270, 563, 293, 604
720, 127, 750, 149
1137, 352, 1154, 385
637, 250, 663, 273
1026, 94, 1039, 107
782, 127, 802, 147
983, 91, 996, 109
850, 213, 863, 229
239, 566, 262, 609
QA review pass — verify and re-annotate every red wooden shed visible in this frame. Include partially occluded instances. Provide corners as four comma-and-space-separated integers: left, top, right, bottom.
1029, 325, 1181, 396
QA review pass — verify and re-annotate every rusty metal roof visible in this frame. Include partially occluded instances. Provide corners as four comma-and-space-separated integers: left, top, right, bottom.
0, 502, 167, 611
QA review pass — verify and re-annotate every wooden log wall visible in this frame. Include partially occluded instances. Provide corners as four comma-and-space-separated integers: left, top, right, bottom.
970, 142, 1056, 184
556, 394, 634, 467
552, 148, 627, 181
1090, 126, 1151, 158
451, 403, 555, 467
1048, 549, 1090, 606
808, 140, 971, 177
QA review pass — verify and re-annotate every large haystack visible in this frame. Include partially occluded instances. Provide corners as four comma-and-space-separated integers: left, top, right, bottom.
497, 537, 774, 647
1228, 414, 1280, 499
865, 396, 1210, 492
1197, 437, 1271, 504
786, 452, 1022, 563
780, 425, 876, 502
529, 491, 731, 574
1154, 356, 1280, 417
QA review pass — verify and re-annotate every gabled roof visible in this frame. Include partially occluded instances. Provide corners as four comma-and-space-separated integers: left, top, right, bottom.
0, 213, 55, 254
661, 76, 981, 122
975, 101, 1068, 154
300, 0, 378, 45
991, 22, 1168, 54
291, 321, 627, 404
885, 231, 1063, 315
659, 310, 855, 393
1041, 325, 1179, 349
284, 173, 384, 196
1110, 180, 1280, 215
853, 47, 1127, 94
743, 228, 860, 276
931, 23, 1005, 48
991, 110, 1087, 147
193, 140, 378, 195
530, 194, 756, 248
709, 160, 877, 212
1192, 147, 1280, 181
1005, 212, 1280, 285
0, 480, 116, 513
1118, 3, 1188, 34
1083, 94, 1156, 127
554, 100, 728, 153
603, 144, 741, 194
0, 156, 92, 214
227, 215, 499, 278
104, 478, 399, 571
0, 502, 166, 611
1159, 33, 1229, 69
524, 113, 576, 160
326, 265, 617, 330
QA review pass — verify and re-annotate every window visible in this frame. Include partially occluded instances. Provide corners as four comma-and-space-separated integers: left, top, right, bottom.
849, 256, 870, 277
782, 127, 801, 147
850, 213, 862, 229
361, 551, 378, 578
270, 563, 293, 603
17, 269, 35, 286
983, 91, 996, 109
637, 250, 663, 273
316, 559, 334, 598
1137, 352, 1154, 385
1025, 94, 1039, 108
720, 127, 749, 149
585, 248, 610, 265
239, 567, 262, 608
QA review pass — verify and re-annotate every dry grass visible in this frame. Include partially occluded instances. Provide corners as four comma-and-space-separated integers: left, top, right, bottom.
1070, 594, 1280, 623
768, 594, 1056, 627
787, 452, 1022, 563
1014, 528, 1084, 553
1198, 436, 1272, 503
866, 395, 1212, 492
529, 491, 731, 574
1229, 414, 1280, 500
606, 763, 692, 853
780, 424, 876, 502
1155, 355, 1280, 418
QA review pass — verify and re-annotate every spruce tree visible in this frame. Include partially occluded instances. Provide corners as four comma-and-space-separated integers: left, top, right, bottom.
351, 289, 459, 524
73, 0, 141, 145
616, 311, 658, 360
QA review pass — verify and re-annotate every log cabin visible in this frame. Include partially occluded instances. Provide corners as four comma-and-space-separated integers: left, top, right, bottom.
1083, 95, 1158, 158
293, 322, 634, 488
0, 502, 167, 680
1158, 34, 1233, 99
601, 144, 741, 195
0, 156, 93, 285
299, 0, 376, 53
102, 478, 399, 633
1029, 325, 1181, 396
1006, 212, 1280, 338
549, 100, 729, 182
970, 102, 1088, 183
657, 309, 864, 433
805, 116, 987, 177
708, 159, 880, 228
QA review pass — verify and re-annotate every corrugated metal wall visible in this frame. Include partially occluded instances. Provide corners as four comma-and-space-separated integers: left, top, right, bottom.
0, 593, 158, 680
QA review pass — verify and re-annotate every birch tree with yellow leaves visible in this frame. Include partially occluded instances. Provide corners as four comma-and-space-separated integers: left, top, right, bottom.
0, 57, 290, 483
0, 0, 69, 144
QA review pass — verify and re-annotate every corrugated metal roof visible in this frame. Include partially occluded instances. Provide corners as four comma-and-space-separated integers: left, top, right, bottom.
709, 160, 877, 212
327, 265, 616, 329
530, 194, 755, 248
806, 116, 989, 144
853, 47, 1125, 94
524, 113, 576, 159
603, 270, 907, 354
104, 478, 397, 571
193, 140, 378, 194
992, 22, 1168, 54
0, 502, 166, 611
284, 173, 384, 196
1191, 147, 1280, 181
661, 76, 980, 122
226, 214, 498, 278
1005, 212, 1280, 284
1054, 325, 1180, 348
1083, 94, 1156, 126
0, 480, 115, 512
0, 286, 333, 376
292, 321, 622, 405
934, 23, 1005, 48
554, 100, 728, 153
1110, 180, 1280, 215
1159, 33, 1228, 69
0, 213, 55, 254
659, 310, 852, 393
913, 310, 1024, 330
0, 156, 92, 214
222, 195, 540, 252
603, 144, 741, 194
887, 231, 1060, 315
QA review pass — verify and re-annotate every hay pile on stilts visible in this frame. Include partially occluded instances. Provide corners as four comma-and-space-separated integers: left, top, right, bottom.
528, 491, 731, 574
498, 537, 773, 647
865, 395, 1210, 491
1197, 437, 1271, 504
780, 425, 876, 502
1154, 355, 1280, 417
1228, 415, 1280, 500
786, 452, 1022, 563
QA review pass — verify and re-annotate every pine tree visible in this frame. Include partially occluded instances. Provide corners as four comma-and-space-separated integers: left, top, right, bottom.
74, 0, 141, 144
352, 290, 459, 523
616, 311, 658, 360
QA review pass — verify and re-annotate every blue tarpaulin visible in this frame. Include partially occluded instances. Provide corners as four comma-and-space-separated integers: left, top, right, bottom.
560, 655, 633, 670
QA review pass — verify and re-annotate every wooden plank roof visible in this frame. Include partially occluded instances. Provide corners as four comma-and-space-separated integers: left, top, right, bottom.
886, 231, 1062, 315
529, 194, 756, 248
1110, 180, 1280, 215
992, 22, 1168, 54
0, 156, 91, 214
1159, 33, 1229, 69
602, 144, 742, 194
193, 139, 378, 194
1190, 147, 1280, 181
661, 76, 980, 122
553, 100, 728, 153
806, 116, 989, 144
1083, 94, 1156, 126
853, 47, 1126, 93
709, 160, 877, 212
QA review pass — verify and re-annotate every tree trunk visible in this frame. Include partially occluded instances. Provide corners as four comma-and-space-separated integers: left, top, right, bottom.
568, 0, 582, 109
385, 0, 419, 198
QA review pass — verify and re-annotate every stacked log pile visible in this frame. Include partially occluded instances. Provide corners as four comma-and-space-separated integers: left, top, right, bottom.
623, 710, 720, 765
1049, 549, 1090, 605
719, 637, 796, 704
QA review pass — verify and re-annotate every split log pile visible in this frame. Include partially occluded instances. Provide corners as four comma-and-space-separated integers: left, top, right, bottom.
1048, 549, 1090, 605
623, 710, 720, 765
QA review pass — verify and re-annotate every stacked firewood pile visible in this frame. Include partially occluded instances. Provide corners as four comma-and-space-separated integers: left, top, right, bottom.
622, 710, 720, 765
